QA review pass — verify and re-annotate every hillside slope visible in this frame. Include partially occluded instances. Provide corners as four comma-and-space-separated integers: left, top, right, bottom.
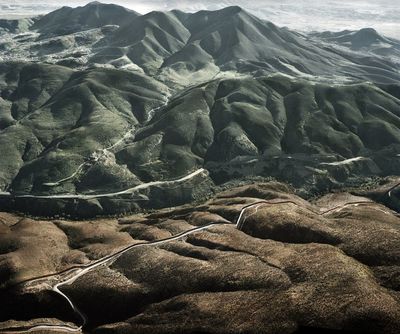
0, 62, 169, 196
0, 5, 398, 84
1, 182, 400, 333
31, 1, 139, 36
0, 66, 399, 216
0, 4, 399, 216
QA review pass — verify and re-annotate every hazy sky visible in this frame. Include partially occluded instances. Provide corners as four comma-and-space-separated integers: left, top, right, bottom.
1, 0, 399, 38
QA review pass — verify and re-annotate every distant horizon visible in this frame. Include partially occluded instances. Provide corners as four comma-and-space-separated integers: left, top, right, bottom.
0, 0, 399, 38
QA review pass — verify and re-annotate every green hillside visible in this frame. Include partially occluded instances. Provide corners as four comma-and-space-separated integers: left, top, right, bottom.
0, 4, 399, 216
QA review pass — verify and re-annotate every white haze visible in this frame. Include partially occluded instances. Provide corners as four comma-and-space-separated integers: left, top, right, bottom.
0, 0, 399, 38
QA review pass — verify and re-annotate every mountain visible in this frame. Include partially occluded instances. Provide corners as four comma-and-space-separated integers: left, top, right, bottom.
0, 62, 168, 195
91, 6, 400, 83
164, 7, 340, 71
0, 18, 35, 33
92, 10, 192, 73
1, 6, 399, 84
31, 1, 139, 36
313, 28, 399, 49
1, 3, 400, 334
0, 63, 399, 216
0, 4, 399, 217
311, 28, 400, 64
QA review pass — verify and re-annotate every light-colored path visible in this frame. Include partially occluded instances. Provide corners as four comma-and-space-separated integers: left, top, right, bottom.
1, 196, 397, 333
319, 156, 367, 166
15, 168, 207, 200
41, 95, 170, 189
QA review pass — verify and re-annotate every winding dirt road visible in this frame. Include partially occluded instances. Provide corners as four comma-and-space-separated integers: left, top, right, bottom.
9, 168, 207, 200
2, 191, 399, 333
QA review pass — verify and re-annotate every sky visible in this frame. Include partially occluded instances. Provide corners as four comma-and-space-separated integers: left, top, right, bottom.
0, 0, 399, 38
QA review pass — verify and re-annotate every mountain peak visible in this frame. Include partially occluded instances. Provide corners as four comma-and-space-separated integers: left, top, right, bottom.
221, 5, 244, 13
352, 27, 384, 47
212, 5, 249, 18
192, 5, 246, 18
355, 28, 380, 38
31, 1, 139, 35
85, 1, 101, 5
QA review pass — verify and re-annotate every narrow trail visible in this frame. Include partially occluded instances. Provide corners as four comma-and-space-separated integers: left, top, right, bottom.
387, 180, 400, 198
41, 94, 170, 190
40, 126, 134, 189
42, 162, 88, 187
14, 168, 207, 200
319, 156, 367, 166
1, 194, 398, 334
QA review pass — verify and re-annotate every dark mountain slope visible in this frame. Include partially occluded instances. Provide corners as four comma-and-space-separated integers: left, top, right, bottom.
0, 18, 35, 33
0, 5, 399, 216
163, 6, 340, 72
1, 68, 399, 216
120, 75, 400, 184
0, 62, 169, 195
86, 6, 400, 84
31, 1, 139, 37
311, 28, 400, 65
341, 28, 390, 48
94, 6, 343, 77
92, 10, 191, 73
1, 5, 398, 84
314, 28, 400, 50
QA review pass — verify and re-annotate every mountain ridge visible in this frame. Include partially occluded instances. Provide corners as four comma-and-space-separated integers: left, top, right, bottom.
31, 1, 140, 36
1, 4, 398, 84
0, 3, 399, 216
